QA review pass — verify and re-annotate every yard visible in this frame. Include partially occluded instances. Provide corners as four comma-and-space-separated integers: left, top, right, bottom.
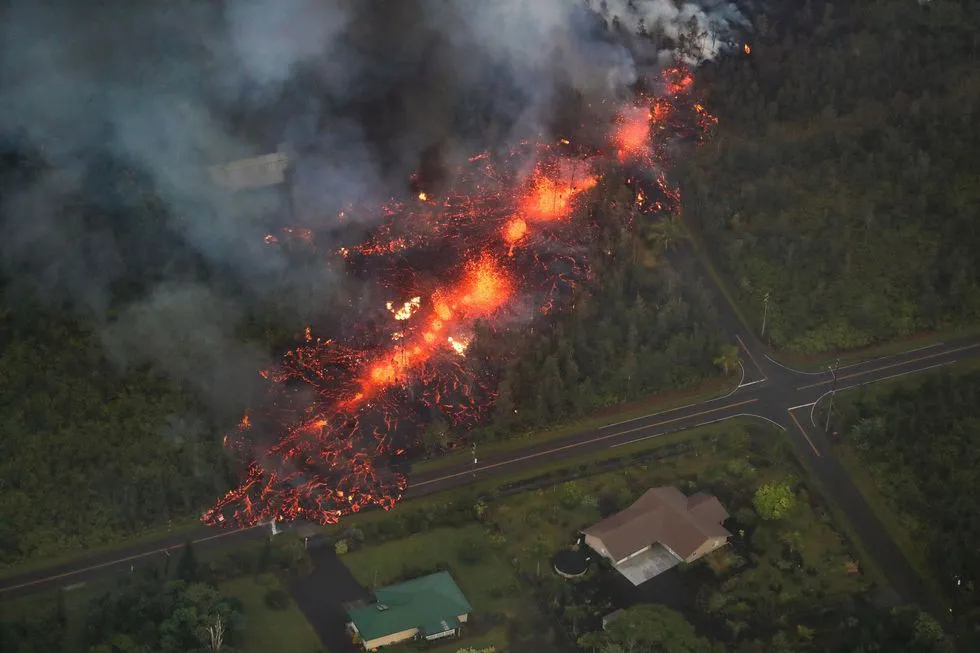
333, 422, 873, 650
340, 523, 552, 652
221, 573, 324, 653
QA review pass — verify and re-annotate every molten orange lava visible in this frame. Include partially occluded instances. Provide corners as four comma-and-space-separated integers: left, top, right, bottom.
664, 67, 694, 95
503, 217, 528, 244
457, 254, 512, 314
519, 167, 597, 223
204, 62, 715, 532
350, 253, 511, 403
614, 106, 652, 161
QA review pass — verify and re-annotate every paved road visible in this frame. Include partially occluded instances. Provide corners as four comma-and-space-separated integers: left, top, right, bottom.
2, 331, 976, 601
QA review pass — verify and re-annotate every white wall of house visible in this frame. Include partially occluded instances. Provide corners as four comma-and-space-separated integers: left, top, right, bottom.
616, 544, 653, 565
362, 627, 419, 650
584, 534, 612, 561
684, 536, 729, 563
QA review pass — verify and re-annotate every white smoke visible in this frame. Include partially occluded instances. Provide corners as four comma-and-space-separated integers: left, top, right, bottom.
592, 0, 748, 63
0, 0, 749, 417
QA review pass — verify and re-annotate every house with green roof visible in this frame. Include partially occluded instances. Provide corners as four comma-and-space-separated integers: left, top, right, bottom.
346, 570, 473, 650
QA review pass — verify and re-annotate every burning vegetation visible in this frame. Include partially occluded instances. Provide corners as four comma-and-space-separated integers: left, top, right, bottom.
203, 65, 714, 529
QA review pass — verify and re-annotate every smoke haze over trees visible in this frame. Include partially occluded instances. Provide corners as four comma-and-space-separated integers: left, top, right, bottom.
0, 0, 745, 564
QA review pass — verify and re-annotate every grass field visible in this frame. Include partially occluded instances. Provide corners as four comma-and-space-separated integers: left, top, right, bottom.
221, 573, 324, 653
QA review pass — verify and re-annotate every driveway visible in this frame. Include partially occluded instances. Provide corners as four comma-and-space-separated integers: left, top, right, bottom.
287, 543, 370, 653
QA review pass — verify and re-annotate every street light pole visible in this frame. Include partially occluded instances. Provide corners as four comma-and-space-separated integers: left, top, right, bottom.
472, 442, 478, 477
761, 292, 771, 340
824, 358, 840, 433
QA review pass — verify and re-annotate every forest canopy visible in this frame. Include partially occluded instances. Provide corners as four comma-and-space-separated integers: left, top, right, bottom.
679, 0, 980, 352
841, 369, 980, 631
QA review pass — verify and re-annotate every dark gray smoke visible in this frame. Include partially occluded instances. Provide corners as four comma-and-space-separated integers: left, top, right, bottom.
0, 0, 744, 417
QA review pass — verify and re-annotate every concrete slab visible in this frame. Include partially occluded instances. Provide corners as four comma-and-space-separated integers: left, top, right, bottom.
614, 544, 681, 586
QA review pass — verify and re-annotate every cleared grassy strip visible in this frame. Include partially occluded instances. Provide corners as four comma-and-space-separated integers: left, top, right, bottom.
768, 325, 980, 372
785, 447, 889, 591
831, 444, 944, 602
411, 374, 737, 475
0, 516, 202, 581
317, 418, 764, 542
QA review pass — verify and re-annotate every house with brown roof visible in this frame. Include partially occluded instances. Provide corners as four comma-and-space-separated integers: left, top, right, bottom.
582, 486, 731, 585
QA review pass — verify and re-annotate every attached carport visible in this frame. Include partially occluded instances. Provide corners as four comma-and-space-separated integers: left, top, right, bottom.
613, 544, 681, 586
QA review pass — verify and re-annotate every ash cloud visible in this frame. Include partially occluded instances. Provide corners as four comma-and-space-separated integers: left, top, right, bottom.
0, 0, 745, 418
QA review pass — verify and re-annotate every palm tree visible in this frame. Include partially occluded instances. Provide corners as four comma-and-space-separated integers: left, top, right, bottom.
713, 344, 740, 376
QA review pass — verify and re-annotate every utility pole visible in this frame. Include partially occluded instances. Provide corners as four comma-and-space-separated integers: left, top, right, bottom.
472, 442, 478, 477
760, 291, 771, 340
824, 358, 840, 433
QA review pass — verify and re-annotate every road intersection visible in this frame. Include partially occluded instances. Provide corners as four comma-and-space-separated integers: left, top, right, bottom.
2, 236, 976, 609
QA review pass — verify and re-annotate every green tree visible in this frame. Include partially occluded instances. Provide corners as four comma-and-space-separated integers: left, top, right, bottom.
602, 605, 712, 652
753, 482, 796, 521
421, 417, 451, 453
713, 344, 740, 376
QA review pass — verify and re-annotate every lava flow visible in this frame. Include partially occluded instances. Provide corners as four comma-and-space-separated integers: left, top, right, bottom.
205, 64, 714, 528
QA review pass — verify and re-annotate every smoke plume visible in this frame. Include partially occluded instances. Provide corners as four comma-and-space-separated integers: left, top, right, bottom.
0, 0, 745, 418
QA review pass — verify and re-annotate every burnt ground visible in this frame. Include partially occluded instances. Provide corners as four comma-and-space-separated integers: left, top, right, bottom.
286, 542, 371, 653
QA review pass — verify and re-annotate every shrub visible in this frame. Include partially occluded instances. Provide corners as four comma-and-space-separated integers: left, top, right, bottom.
335, 539, 349, 555
580, 494, 599, 510
264, 588, 292, 610
753, 481, 796, 520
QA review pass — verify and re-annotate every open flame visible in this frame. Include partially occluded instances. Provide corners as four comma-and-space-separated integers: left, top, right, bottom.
518, 161, 597, 223
386, 297, 422, 321
447, 336, 470, 356
613, 106, 653, 162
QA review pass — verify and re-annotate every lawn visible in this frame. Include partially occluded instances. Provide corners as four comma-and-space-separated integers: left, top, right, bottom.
341, 523, 526, 621
221, 573, 324, 653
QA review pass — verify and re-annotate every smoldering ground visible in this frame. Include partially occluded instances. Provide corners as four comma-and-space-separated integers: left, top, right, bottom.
0, 0, 745, 422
